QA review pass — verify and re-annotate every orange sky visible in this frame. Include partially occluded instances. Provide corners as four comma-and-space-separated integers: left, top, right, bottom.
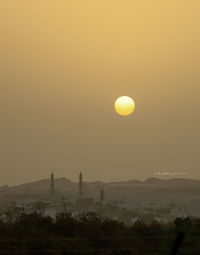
0, 0, 200, 185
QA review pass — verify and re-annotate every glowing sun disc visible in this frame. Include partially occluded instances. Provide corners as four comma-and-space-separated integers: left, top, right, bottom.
114, 96, 135, 116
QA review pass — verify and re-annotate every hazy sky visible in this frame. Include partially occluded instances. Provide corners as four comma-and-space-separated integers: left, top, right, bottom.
0, 0, 200, 185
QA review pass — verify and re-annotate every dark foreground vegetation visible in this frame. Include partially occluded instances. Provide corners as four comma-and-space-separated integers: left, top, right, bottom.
0, 210, 199, 254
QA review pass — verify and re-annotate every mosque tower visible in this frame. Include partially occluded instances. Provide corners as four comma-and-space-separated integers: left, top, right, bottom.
79, 172, 83, 196
100, 189, 104, 204
50, 171, 54, 195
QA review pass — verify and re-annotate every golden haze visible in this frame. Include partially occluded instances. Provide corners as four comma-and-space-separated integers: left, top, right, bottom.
0, 1, 200, 185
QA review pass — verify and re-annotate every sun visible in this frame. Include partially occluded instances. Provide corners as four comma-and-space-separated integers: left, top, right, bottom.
114, 96, 135, 116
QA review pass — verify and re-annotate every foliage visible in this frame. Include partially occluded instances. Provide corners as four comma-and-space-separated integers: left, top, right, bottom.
0, 209, 199, 254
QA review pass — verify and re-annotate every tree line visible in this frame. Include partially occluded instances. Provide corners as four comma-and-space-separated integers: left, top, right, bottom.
0, 209, 199, 254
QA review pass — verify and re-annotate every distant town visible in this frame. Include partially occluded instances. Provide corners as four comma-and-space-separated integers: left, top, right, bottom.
1, 172, 200, 224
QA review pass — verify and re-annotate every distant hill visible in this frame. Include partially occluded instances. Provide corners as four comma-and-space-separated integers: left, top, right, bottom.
0, 177, 200, 201
0, 178, 75, 200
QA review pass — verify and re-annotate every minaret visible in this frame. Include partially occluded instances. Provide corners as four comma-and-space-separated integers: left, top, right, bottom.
100, 189, 104, 204
50, 171, 54, 195
79, 172, 83, 196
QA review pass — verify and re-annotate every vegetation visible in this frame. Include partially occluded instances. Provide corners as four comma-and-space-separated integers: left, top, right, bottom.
0, 209, 199, 254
